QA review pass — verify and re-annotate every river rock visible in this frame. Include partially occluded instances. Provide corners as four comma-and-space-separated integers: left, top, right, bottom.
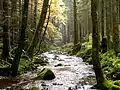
55, 63, 63, 67
36, 68, 55, 80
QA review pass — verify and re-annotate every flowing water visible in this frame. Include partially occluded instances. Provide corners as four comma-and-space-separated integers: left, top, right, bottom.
22, 51, 98, 90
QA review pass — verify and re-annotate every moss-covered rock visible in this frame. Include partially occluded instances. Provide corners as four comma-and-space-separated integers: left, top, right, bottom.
36, 68, 55, 80
31, 87, 39, 90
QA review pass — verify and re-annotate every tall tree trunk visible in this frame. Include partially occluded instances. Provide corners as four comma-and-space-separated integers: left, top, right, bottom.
101, 0, 106, 53
91, 0, 105, 85
78, 22, 82, 43
27, 0, 50, 57
11, 0, 18, 46
19, 0, 22, 30
113, 0, 120, 55
73, 0, 78, 45
34, 0, 37, 29
11, 0, 29, 76
106, 0, 111, 50
2, 0, 10, 61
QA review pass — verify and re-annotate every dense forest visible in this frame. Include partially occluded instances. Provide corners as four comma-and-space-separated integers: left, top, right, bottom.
0, 0, 120, 90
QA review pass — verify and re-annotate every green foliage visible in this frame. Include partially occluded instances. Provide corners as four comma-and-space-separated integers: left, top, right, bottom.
39, 44, 51, 53
95, 80, 120, 90
33, 55, 48, 66
18, 59, 36, 74
72, 42, 81, 55
100, 50, 120, 79
114, 80, 120, 86
76, 34, 92, 63
61, 43, 73, 54
75, 34, 120, 81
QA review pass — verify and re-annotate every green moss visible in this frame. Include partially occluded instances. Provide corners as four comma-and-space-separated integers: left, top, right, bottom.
36, 68, 55, 80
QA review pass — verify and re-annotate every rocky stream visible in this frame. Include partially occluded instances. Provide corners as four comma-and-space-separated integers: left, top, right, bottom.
0, 51, 98, 90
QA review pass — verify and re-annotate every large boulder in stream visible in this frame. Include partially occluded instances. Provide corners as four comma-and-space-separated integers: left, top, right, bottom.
36, 68, 55, 80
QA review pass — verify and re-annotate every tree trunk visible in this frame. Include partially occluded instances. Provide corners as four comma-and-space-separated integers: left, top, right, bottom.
73, 0, 78, 45
113, 0, 120, 55
11, 0, 29, 76
27, 0, 50, 57
34, 0, 37, 29
91, 0, 105, 85
11, 0, 19, 46
2, 0, 10, 61
106, 0, 111, 50
101, 0, 106, 53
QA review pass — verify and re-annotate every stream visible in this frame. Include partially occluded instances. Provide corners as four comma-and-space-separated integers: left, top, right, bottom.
22, 51, 97, 90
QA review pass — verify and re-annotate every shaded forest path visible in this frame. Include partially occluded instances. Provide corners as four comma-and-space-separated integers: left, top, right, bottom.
23, 51, 97, 90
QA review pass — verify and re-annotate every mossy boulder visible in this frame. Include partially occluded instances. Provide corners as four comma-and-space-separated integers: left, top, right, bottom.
36, 68, 55, 80
31, 87, 39, 90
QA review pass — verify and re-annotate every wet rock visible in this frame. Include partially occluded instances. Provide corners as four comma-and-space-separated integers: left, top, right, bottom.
68, 87, 73, 90
53, 55, 59, 60
41, 83, 48, 86
58, 59, 64, 61
55, 63, 63, 67
64, 65, 71, 66
53, 83, 63, 85
36, 68, 55, 80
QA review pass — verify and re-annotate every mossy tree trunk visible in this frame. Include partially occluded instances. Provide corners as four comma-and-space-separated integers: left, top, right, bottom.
91, 0, 105, 85
27, 0, 50, 57
11, 0, 29, 76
